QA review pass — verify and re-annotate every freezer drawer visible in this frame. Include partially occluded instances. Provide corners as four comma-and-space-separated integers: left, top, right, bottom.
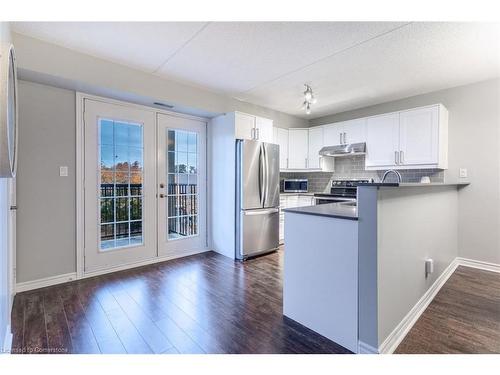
237, 208, 279, 260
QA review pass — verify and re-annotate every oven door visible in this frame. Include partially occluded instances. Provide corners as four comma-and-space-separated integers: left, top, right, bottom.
313, 196, 356, 205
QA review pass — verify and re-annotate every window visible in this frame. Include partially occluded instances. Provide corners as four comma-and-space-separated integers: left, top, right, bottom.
167, 130, 198, 239
99, 119, 144, 250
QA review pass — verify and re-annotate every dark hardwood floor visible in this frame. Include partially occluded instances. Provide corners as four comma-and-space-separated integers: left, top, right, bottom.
396, 266, 500, 354
11, 249, 351, 354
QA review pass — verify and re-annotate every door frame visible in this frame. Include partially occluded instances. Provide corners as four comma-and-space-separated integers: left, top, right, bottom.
76, 93, 209, 279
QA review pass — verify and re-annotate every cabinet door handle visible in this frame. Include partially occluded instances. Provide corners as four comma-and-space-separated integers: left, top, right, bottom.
250, 128, 255, 139
395, 151, 399, 165
339, 133, 342, 145
287, 158, 289, 169
305, 158, 308, 168
400, 150, 404, 164
343, 132, 347, 144
256, 128, 259, 140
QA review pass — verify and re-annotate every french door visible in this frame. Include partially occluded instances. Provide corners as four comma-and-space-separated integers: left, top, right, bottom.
157, 113, 207, 257
83, 98, 207, 274
84, 99, 157, 273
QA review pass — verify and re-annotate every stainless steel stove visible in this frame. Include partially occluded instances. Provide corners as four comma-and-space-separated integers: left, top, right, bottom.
313, 179, 373, 205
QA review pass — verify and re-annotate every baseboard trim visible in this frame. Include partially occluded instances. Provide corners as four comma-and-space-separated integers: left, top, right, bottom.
378, 258, 459, 354
2, 325, 13, 354
456, 257, 500, 273
16, 272, 77, 293
358, 341, 378, 354
82, 249, 210, 279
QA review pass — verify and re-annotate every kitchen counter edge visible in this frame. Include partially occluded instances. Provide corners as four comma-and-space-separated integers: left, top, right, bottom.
283, 203, 358, 221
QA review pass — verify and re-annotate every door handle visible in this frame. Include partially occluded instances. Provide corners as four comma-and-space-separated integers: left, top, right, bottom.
259, 144, 266, 207
400, 150, 404, 164
159, 193, 166, 198
344, 132, 347, 144
159, 183, 165, 189
243, 208, 279, 215
339, 133, 342, 144
10, 205, 17, 210
394, 151, 399, 165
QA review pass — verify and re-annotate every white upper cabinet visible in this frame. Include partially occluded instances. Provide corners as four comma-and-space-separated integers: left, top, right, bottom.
234, 112, 274, 142
365, 113, 400, 168
399, 106, 439, 166
365, 104, 448, 170
323, 119, 366, 145
255, 116, 274, 143
342, 118, 366, 144
308, 127, 324, 169
288, 129, 309, 169
235, 112, 256, 140
323, 123, 344, 146
274, 127, 289, 169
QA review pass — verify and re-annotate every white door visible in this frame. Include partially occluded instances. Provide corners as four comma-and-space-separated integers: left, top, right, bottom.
323, 123, 344, 145
343, 119, 366, 144
288, 129, 308, 169
83, 99, 157, 273
255, 116, 274, 143
235, 112, 256, 140
157, 114, 207, 258
308, 127, 324, 169
8, 178, 16, 315
365, 113, 400, 168
275, 127, 289, 169
399, 106, 439, 166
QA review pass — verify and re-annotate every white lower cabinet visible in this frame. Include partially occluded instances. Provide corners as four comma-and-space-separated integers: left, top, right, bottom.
279, 194, 314, 243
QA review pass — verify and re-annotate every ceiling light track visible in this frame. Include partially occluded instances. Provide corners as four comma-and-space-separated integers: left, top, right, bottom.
302, 84, 317, 115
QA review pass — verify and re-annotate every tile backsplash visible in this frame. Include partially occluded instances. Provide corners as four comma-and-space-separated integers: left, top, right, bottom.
280, 155, 444, 193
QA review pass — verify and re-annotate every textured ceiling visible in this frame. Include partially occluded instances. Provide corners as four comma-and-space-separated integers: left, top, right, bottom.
12, 21, 500, 118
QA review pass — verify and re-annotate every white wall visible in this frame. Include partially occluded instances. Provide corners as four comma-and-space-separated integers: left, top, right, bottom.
311, 79, 500, 264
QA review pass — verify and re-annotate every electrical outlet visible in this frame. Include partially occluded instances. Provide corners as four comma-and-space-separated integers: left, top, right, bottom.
459, 168, 467, 178
59, 166, 68, 177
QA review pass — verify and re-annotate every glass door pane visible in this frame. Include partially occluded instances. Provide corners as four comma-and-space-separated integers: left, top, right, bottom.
166, 129, 198, 240
98, 119, 144, 250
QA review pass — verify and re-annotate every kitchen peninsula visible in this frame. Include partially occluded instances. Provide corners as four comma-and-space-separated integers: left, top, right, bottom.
283, 182, 469, 353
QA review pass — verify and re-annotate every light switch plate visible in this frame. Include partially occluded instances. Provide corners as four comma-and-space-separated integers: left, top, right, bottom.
459, 168, 467, 178
59, 166, 68, 177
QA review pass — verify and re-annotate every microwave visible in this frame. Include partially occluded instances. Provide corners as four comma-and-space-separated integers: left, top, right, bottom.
283, 179, 308, 193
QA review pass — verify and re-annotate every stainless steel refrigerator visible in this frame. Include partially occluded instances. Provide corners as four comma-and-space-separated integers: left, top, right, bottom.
236, 139, 280, 260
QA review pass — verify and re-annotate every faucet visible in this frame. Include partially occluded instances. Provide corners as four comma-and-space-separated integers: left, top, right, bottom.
382, 169, 402, 183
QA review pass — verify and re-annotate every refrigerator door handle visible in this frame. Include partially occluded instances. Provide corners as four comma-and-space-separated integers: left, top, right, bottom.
263, 143, 269, 206
259, 144, 266, 207
243, 208, 279, 215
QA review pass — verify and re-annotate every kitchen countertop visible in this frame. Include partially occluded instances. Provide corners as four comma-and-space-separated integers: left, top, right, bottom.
357, 182, 470, 187
283, 202, 357, 221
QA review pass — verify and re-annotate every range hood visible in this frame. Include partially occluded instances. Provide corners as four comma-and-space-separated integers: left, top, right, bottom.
319, 142, 366, 157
